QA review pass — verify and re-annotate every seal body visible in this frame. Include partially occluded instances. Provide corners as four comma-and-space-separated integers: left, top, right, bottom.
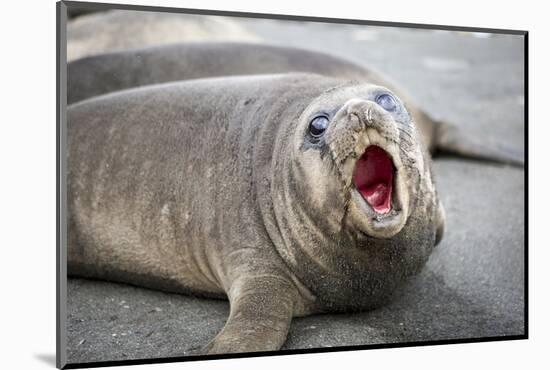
68, 43, 435, 146
67, 43, 374, 104
68, 43, 523, 165
67, 11, 259, 61
67, 73, 442, 353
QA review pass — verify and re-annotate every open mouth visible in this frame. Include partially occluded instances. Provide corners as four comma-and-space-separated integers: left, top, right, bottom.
352, 145, 394, 214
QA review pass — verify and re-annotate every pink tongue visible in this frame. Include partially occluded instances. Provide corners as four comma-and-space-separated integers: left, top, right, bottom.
360, 183, 391, 214
352, 146, 393, 214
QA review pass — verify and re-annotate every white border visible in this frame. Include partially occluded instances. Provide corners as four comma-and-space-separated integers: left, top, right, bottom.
2, 0, 546, 369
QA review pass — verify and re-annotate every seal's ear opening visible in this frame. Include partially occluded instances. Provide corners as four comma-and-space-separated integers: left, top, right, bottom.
435, 200, 446, 246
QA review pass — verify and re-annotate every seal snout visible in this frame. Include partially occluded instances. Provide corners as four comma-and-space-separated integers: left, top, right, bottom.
352, 145, 394, 214
326, 98, 410, 239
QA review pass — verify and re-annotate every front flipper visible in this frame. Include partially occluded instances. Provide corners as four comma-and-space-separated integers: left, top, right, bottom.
433, 121, 524, 167
202, 275, 298, 354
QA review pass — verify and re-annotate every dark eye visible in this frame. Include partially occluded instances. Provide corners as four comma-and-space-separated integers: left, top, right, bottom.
309, 115, 330, 137
375, 93, 397, 111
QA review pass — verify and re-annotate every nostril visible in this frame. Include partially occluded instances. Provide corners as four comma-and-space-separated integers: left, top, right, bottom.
349, 113, 363, 132
364, 106, 374, 124
342, 100, 396, 137
347, 103, 381, 129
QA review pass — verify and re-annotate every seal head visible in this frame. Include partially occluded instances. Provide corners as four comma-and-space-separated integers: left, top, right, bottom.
259, 82, 442, 311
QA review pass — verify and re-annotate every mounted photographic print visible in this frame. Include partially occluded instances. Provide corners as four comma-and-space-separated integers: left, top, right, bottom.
56, 1, 527, 368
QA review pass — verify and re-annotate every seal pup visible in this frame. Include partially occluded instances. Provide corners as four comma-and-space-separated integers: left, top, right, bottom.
67, 43, 523, 166
67, 73, 444, 354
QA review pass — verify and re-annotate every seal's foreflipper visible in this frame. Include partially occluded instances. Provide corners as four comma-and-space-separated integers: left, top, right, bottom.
433, 121, 524, 167
201, 276, 297, 354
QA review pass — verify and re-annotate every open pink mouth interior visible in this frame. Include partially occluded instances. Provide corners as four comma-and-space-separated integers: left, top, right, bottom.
352, 145, 394, 214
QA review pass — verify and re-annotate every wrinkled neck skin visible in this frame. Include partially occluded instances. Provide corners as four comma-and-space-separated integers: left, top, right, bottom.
255, 83, 440, 313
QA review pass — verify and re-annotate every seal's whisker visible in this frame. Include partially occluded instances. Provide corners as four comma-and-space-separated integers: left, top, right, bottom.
397, 127, 414, 138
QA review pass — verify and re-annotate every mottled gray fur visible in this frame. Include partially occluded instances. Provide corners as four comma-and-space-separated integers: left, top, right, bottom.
67, 74, 442, 353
